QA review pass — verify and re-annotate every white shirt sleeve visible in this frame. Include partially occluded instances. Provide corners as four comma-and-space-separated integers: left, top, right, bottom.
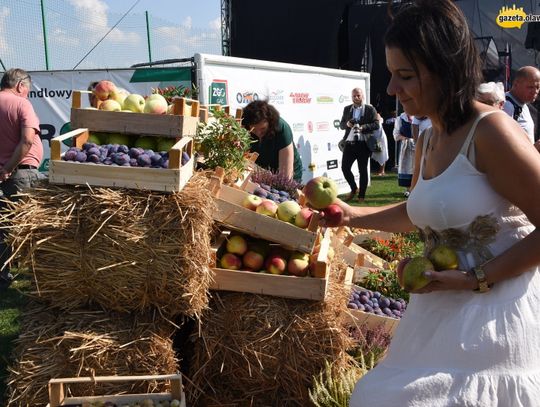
393, 114, 402, 141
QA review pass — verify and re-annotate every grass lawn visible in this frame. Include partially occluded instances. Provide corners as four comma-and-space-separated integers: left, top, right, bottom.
0, 171, 407, 404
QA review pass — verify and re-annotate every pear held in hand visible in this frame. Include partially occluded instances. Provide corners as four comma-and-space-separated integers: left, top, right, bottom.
428, 245, 459, 271
397, 256, 434, 292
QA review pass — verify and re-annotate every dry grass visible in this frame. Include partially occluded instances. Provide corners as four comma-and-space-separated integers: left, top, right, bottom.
1, 173, 216, 319
6, 301, 178, 407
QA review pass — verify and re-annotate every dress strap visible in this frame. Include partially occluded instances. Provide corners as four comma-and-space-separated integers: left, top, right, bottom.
459, 110, 502, 156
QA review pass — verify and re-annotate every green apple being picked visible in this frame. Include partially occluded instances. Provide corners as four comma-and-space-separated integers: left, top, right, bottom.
303, 176, 338, 209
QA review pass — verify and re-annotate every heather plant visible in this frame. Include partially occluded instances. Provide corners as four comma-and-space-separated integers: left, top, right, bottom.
250, 167, 303, 198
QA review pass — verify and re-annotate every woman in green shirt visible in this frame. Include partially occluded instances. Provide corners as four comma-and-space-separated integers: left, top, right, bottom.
242, 100, 303, 182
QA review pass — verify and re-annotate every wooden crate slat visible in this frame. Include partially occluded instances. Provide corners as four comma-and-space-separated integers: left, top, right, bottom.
71, 108, 198, 137
48, 374, 185, 407
343, 308, 399, 336
210, 268, 328, 301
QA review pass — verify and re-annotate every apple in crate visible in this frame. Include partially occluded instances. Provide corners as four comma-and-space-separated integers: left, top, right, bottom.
243, 250, 265, 271
255, 199, 278, 217
144, 94, 168, 114
303, 176, 338, 209
220, 253, 242, 270
276, 200, 301, 223
157, 137, 176, 152
93, 80, 117, 101
123, 93, 146, 113
99, 99, 122, 111
226, 235, 248, 256
110, 88, 129, 106
265, 254, 287, 275
288, 251, 310, 277
242, 194, 263, 211
294, 207, 314, 228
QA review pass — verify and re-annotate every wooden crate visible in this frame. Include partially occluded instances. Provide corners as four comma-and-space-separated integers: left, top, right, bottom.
210, 178, 321, 254
210, 229, 337, 301
71, 91, 200, 137
343, 308, 399, 336
47, 374, 186, 407
49, 128, 194, 192
352, 229, 394, 244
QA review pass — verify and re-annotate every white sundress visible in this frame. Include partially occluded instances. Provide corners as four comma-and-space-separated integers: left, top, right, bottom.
349, 111, 540, 407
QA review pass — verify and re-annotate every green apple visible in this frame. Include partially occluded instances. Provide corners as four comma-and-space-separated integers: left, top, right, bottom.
122, 93, 145, 113
303, 176, 338, 209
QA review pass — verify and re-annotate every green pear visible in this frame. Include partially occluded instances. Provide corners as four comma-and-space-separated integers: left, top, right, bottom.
428, 245, 459, 271
401, 256, 434, 291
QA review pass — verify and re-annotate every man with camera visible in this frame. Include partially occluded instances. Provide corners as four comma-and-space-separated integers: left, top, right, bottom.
339, 87, 380, 202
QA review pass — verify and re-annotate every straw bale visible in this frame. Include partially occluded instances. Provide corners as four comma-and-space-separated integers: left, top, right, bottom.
6, 301, 178, 407
187, 260, 355, 407
2, 172, 215, 318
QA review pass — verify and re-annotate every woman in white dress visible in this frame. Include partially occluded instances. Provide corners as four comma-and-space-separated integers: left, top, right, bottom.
323, 1, 540, 405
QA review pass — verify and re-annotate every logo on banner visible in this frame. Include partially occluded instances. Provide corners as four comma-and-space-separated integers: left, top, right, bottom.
312, 144, 319, 154
290, 92, 311, 104
333, 119, 341, 129
316, 122, 329, 131
28, 88, 73, 99
339, 95, 350, 103
269, 89, 285, 104
496, 5, 531, 28
236, 91, 259, 104
293, 122, 305, 132
307, 121, 313, 133
209, 79, 228, 105
316, 95, 334, 104
327, 160, 339, 170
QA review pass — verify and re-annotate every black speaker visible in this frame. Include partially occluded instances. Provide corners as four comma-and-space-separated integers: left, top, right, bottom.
525, 22, 540, 51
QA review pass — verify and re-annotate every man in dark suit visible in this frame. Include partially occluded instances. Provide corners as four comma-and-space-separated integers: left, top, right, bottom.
339, 87, 380, 202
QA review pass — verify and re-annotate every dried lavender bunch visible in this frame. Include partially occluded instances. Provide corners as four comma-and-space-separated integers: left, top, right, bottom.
251, 167, 303, 198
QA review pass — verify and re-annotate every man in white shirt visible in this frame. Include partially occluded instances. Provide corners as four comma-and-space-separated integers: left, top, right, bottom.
503, 66, 540, 148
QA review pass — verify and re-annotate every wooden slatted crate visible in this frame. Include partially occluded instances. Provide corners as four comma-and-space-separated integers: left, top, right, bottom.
210, 178, 321, 254
71, 91, 199, 137
47, 374, 186, 407
49, 128, 194, 192
343, 308, 399, 336
209, 229, 345, 301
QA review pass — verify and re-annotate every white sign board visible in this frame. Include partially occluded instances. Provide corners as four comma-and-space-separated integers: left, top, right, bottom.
196, 53, 371, 192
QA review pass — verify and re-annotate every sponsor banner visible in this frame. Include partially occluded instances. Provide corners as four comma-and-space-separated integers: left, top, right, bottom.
196, 53, 370, 192
27, 68, 191, 171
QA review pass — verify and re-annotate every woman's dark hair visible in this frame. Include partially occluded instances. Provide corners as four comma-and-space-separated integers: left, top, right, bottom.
241, 100, 280, 138
385, 0, 482, 133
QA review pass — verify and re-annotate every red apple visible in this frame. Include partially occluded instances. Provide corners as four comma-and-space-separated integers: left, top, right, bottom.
321, 203, 344, 227
265, 254, 287, 275
255, 199, 278, 217
226, 235, 248, 256
242, 250, 265, 271
93, 80, 117, 101
303, 176, 338, 209
294, 207, 314, 228
220, 253, 242, 270
242, 194, 263, 211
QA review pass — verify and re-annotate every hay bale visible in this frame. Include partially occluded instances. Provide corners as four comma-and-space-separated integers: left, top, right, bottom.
188, 261, 355, 406
6, 301, 178, 407
3, 173, 215, 318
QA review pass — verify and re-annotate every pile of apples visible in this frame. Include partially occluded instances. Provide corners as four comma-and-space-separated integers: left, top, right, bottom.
242, 191, 315, 229
218, 234, 332, 278
86, 399, 182, 407
91, 80, 175, 115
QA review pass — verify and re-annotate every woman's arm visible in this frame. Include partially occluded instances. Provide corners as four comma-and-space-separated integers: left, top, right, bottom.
278, 144, 294, 179
393, 116, 403, 141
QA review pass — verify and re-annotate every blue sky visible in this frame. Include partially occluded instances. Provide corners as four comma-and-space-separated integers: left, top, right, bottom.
0, 0, 223, 71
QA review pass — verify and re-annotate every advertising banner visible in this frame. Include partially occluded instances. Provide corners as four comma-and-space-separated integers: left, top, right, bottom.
196, 53, 371, 192
26, 67, 191, 171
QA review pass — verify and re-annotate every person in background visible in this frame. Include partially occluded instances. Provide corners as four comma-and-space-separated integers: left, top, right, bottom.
339, 87, 380, 202
477, 81, 506, 109
411, 115, 432, 142
242, 100, 303, 182
503, 66, 540, 145
0, 68, 43, 290
393, 111, 414, 196
371, 113, 388, 176
323, 1, 540, 405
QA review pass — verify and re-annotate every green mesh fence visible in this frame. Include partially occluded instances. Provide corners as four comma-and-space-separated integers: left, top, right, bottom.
0, 0, 221, 71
